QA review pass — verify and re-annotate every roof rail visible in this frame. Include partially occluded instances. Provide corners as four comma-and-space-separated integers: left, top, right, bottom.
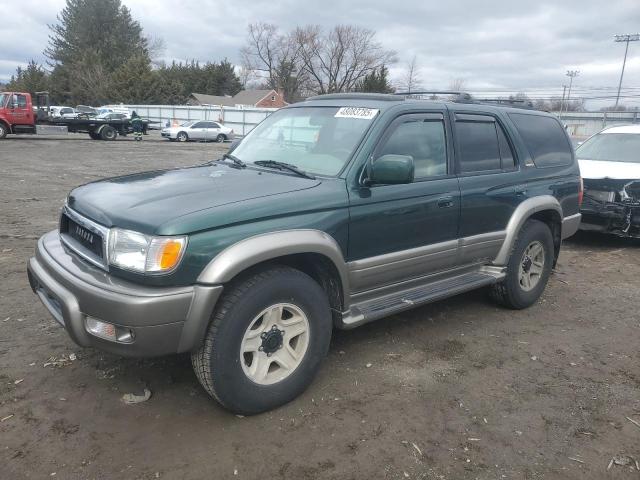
396, 91, 538, 110
394, 90, 473, 101
472, 98, 536, 109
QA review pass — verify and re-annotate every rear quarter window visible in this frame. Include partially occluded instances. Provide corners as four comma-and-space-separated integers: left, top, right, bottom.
509, 113, 573, 167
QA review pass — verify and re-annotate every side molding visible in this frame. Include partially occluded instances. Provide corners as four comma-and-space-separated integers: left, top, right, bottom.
197, 229, 351, 304
493, 195, 562, 266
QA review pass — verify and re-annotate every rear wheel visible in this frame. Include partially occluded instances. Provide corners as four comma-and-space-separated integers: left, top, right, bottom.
0, 123, 8, 139
100, 125, 117, 141
176, 131, 188, 142
192, 266, 332, 415
490, 219, 554, 309
216, 134, 225, 143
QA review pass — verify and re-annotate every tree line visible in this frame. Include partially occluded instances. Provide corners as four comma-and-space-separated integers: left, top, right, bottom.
5, 0, 242, 106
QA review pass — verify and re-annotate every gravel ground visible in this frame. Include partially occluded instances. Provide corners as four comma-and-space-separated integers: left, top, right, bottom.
1, 132, 639, 480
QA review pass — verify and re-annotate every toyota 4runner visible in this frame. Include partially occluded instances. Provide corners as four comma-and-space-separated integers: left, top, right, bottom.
27, 93, 582, 414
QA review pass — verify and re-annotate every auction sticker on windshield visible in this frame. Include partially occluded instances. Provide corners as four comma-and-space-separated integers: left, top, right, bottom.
334, 107, 379, 120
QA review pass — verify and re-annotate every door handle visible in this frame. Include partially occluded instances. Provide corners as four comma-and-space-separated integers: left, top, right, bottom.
437, 196, 454, 208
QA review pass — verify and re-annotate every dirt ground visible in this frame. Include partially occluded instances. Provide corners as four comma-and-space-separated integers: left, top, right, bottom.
1, 132, 639, 480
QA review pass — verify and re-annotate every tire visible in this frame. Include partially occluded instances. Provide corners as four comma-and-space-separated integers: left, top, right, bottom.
176, 131, 188, 142
216, 134, 225, 143
89, 131, 101, 140
490, 219, 554, 309
100, 125, 117, 141
192, 266, 332, 415
0, 123, 7, 139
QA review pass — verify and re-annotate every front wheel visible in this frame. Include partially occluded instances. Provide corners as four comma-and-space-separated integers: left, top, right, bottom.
0, 123, 7, 139
176, 131, 188, 142
192, 266, 332, 415
490, 219, 554, 309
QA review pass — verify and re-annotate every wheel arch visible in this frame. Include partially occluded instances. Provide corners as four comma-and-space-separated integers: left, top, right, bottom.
493, 196, 562, 266
197, 230, 350, 315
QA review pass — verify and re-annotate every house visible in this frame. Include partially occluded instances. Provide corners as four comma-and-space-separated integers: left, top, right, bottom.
188, 89, 287, 108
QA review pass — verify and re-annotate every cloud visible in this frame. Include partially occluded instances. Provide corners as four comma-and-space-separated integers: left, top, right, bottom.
1, 0, 639, 107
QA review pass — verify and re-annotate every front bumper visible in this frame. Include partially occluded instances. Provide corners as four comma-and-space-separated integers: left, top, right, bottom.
27, 231, 223, 357
579, 201, 640, 238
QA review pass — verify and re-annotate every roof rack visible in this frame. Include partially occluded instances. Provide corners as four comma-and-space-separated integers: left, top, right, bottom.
472, 98, 536, 109
394, 91, 473, 101
395, 91, 537, 110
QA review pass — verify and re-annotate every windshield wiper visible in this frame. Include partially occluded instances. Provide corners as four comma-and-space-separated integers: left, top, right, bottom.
221, 153, 246, 168
253, 160, 316, 180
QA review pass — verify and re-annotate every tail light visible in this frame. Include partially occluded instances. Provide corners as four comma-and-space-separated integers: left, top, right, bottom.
578, 176, 584, 207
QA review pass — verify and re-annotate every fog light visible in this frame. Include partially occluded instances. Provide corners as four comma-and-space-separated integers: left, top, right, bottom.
86, 317, 117, 341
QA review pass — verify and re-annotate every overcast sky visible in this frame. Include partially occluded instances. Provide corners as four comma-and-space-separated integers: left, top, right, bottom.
2, 0, 639, 108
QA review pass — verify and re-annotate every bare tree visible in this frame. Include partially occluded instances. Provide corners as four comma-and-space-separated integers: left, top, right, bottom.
240, 23, 307, 101
295, 25, 396, 94
241, 23, 396, 99
449, 78, 467, 93
399, 55, 421, 93
146, 35, 166, 68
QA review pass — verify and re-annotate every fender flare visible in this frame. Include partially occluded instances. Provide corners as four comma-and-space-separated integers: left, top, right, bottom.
197, 229, 351, 305
493, 195, 562, 266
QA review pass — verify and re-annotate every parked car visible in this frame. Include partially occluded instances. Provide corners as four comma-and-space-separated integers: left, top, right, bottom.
576, 124, 640, 238
49, 106, 78, 119
97, 105, 131, 117
75, 105, 98, 118
161, 120, 234, 142
27, 93, 581, 414
95, 112, 128, 121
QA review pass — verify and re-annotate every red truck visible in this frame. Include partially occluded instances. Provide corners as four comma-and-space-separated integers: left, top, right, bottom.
0, 91, 147, 140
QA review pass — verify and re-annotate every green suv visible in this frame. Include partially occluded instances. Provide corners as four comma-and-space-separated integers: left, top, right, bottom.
27, 93, 582, 414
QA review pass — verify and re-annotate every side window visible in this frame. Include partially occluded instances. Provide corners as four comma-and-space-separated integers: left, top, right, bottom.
16, 95, 27, 108
508, 113, 572, 167
457, 120, 501, 172
377, 119, 447, 179
191, 122, 204, 128
211, 122, 220, 129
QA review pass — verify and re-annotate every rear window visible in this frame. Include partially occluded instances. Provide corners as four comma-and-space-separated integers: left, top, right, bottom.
509, 113, 573, 167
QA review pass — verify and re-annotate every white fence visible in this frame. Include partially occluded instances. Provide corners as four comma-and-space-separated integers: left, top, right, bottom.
121, 104, 278, 136
555, 111, 639, 138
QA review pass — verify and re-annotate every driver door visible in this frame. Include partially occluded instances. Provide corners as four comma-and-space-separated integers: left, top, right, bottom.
347, 112, 461, 292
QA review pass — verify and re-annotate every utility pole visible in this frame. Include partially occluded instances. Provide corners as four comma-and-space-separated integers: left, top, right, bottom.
614, 34, 640, 109
559, 85, 567, 117
565, 70, 579, 113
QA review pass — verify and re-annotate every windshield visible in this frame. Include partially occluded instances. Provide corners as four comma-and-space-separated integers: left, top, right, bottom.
0, 93, 7, 108
576, 133, 640, 163
181, 121, 195, 127
231, 106, 378, 176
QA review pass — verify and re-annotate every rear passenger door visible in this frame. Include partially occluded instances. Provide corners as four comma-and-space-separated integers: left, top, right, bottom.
450, 110, 524, 264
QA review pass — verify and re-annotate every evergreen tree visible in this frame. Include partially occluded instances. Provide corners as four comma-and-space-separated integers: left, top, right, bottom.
6, 61, 49, 96
45, 0, 148, 104
354, 66, 394, 94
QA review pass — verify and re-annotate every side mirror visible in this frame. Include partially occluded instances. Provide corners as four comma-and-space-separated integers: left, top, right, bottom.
368, 154, 415, 185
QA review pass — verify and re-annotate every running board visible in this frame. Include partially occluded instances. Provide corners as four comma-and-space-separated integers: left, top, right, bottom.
340, 268, 505, 329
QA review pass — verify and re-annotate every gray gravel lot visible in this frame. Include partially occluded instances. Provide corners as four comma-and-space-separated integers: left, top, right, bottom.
1, 132, 639, 479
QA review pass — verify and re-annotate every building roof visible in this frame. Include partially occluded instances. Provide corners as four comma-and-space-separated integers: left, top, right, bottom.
191, 89, 276, 107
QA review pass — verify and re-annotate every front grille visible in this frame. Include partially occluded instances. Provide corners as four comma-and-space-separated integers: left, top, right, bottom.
59, 207, 109, 270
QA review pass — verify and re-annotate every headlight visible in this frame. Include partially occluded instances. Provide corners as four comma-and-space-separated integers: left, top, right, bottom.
108, 228, 187, 274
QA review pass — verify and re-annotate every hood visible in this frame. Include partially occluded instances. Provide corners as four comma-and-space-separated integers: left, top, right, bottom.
578, 159, 640, 180
68, 163, 321, 234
